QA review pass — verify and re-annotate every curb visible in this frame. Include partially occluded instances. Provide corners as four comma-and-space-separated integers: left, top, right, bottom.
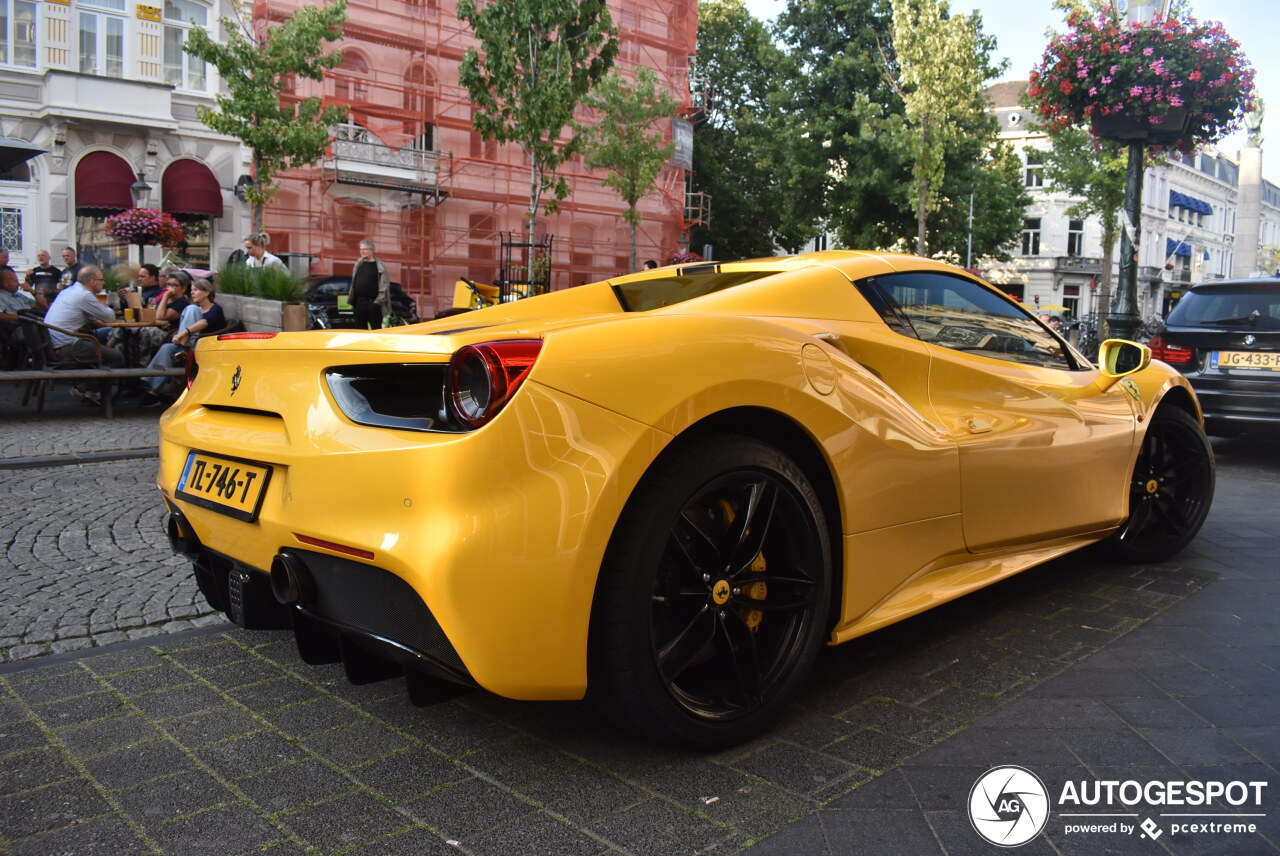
0, 448, 159, 470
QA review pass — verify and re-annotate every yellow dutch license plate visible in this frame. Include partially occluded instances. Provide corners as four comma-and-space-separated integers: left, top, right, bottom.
175, 452, 273, 522
1211, 350, 1280, 371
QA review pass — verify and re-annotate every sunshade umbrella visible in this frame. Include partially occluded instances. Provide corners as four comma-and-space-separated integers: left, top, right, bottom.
0, 137, 45, 171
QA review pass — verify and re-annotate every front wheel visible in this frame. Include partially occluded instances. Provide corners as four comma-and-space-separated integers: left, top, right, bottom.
589, 436, 832, 750
1104, 407, 1215, 563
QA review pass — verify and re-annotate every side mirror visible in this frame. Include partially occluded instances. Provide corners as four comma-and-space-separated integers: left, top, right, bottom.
1092, 339, 1151, 392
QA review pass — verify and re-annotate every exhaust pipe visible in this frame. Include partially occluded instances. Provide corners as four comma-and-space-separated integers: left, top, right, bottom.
270, 551, 313, 605
167, 512, 199, 557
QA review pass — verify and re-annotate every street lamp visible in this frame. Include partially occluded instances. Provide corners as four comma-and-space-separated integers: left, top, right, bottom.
129, 171, 152, 263
1108, 0, 1172, 342
130, 171, 152, 208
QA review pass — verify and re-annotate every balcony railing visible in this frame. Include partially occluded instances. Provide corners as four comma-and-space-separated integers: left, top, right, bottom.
1054, 256, 1102, 273
328, 123, 446, 190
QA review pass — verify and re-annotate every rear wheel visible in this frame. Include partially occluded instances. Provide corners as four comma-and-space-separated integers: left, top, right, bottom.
1105, 407, 1214, 563
589, 436, 832, 749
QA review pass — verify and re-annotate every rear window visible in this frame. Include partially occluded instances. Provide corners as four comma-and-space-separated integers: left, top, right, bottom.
1167, 282, 1280, 330
613, 269, 775, 312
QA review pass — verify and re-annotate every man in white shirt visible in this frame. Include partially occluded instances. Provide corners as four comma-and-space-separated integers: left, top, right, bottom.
43, 266, 124, 368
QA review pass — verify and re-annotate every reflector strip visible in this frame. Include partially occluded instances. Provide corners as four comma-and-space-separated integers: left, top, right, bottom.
294, 533, 375, 560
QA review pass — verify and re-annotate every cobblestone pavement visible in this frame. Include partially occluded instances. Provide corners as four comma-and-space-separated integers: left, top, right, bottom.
2, 383, 1277, 854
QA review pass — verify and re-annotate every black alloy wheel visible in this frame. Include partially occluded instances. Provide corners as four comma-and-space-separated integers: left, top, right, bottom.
1106, 407, 1215, 563
590, 436, 832, 749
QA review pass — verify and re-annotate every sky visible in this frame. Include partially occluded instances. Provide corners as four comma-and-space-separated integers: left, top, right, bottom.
740, 0, 1280, 185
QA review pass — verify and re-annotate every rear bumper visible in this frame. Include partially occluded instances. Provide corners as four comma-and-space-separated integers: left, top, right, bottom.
168, 504, 475, 692
1187, 375, 1280, 428
157, 375, 666, 700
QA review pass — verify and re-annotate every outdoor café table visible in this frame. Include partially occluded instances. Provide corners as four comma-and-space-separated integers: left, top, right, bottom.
100, 319, 169, 368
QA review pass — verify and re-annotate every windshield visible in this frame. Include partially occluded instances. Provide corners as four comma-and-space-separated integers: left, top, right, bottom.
613, 270, 775, 312
1166, 283, 1280, 330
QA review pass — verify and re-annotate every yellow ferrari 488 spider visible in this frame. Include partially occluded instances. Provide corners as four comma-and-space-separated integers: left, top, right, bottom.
158, 251, 1214, 749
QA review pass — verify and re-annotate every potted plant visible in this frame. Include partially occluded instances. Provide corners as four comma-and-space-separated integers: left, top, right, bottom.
215, 262, 307, 332
1027, 9, 1255, 150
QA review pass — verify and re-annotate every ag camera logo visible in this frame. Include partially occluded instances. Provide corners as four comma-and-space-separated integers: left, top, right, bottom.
969, 766, 1051, 847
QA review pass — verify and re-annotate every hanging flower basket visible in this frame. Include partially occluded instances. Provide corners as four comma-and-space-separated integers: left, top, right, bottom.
103, 208, 187, 247
1028, 10, 1255, 151
665, 250, 704, 265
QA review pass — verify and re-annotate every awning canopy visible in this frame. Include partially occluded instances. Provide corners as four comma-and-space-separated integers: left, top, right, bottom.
1166, 238, 1210, 259
162, 159, 224, 219
1169, 190, 1213, 216
0, 136, 45, 171
75, 151, 134, 214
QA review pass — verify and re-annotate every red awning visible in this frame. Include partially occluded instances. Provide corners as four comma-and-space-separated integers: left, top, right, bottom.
162, 159, 224, 218
74, 151, 134, 214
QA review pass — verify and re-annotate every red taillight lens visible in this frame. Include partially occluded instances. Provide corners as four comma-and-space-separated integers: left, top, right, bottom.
183, 350, 198, 389
218, 332, 277, 341
1148, 334, 1193, 365
448, 339, 543, 428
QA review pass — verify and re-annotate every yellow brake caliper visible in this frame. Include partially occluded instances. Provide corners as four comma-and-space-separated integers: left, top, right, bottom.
716, 499, 768, 632
741, 553, 767, 631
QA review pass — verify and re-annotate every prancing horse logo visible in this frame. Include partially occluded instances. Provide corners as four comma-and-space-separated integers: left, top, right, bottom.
230, 365, 242, 396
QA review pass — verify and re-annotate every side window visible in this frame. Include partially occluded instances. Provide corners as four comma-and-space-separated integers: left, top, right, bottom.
867, 272, 1075, 370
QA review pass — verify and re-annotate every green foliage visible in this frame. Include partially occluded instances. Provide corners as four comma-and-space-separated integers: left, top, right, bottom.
185, 0, 349, 231
884, 0, 1006, 254
458, 0, 618, 230
583, 68, 678, 272
691, 0, 821, 259
215, 263, 256, 296
216, 263, 303, 301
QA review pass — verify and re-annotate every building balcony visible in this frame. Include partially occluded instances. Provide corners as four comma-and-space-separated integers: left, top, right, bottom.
1053, 255, 1102, 274
325, 123, 450, 197
38, 70, 178, 130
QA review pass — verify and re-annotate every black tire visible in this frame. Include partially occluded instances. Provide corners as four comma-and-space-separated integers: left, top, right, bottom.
1104, 407, 1215, 563
589, 435, 832, 749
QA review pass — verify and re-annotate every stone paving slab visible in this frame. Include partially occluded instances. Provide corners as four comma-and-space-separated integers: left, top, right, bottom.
0, 535, 1222, 854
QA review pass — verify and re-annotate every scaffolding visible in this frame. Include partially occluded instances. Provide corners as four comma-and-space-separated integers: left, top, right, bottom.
256, 0, 701, 316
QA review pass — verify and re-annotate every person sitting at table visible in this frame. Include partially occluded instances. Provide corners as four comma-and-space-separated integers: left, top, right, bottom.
136, 269, 192, 365
140, 278, 224, 407
135, 263, 163, 303
42, 266, 124, 405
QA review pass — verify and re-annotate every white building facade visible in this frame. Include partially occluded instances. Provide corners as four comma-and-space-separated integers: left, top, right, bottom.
984, 81, 1280, 321
0, 0, 240, 274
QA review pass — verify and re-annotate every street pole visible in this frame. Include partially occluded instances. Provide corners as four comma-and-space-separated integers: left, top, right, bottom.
1108, 140, 1144, 342
966, 190, 974, 269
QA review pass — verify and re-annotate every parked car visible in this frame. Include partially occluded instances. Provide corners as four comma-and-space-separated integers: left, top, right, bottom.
157, 252, 1215, 748
301, 276, 420, 328
1148, 278, 1280, 435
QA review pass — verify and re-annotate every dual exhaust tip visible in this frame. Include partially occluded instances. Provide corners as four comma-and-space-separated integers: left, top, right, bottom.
166, 512, 313, 607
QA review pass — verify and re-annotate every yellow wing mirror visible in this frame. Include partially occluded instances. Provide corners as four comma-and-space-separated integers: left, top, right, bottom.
1092, 339, 1152, 392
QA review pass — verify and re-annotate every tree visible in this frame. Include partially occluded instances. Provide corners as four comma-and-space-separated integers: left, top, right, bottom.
1038, 123, 1129, 316
582, 68, 677, 273
458, 0, 618, 235
185, 0, 349, 232
884, 0, 999, 255
690, 0, 819, 260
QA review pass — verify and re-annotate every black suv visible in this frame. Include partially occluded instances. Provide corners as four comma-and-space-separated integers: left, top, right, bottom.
302, 276, 421, 328
1149, 279, 1280, 435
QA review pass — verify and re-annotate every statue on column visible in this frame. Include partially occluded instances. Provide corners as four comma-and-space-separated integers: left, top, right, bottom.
1245, 98, 1264, 148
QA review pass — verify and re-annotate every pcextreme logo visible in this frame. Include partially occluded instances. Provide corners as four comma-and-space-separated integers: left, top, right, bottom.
968, 767, 1272, 847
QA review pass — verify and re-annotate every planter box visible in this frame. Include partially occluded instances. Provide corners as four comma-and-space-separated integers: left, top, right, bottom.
1092, 107, 1189, 145
216, 294, 308, 333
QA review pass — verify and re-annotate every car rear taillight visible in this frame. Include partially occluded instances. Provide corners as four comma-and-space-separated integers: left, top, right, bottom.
1148, 334, 1193, 365
447, 339, 543, 429
183, 350, 198, 389
218, 332, 278, 341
